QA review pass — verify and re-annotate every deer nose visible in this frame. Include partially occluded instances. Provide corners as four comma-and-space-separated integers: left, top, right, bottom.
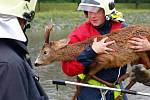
34, 63, 40, 67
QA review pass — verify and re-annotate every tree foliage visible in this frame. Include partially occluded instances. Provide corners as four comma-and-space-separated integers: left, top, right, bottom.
115, 0, 150, 3
39, 0, 150, 3
39, 0, 80, 3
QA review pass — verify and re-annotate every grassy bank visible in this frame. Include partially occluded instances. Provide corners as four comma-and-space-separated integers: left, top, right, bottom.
36, 3, 150, 12
33, 3, 150, 32
30, 10, 150, 39
36, 3, 78, 12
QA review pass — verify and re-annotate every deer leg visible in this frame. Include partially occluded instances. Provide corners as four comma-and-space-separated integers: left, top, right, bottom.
81, 54, 118, 86
112, 73, 133, 100
71, 65, 104, 100
115, 79, 136, 100
115, 96, 122, 100
72, 76, 83, 100
72, 85, 80, 100
125, 80, 136, 90
82, 64, 115, 87
92, 75, 115, 87
116, 73, 130, 83
140, 53, 150, 69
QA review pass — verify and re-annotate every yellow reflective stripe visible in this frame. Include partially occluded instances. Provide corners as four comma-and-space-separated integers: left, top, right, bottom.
78, 74, 105, 86
78, 74, 122, 99
114, 84, 122, 100
88, 79, 105, 86
78, 73, 85, 80
111, 12, 123, 19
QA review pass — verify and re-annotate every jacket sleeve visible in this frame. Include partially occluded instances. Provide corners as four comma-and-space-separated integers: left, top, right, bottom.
62, 45, 97, 76
0, 62, 28, 100
62, 25, 98, 76
76, 46, 97, 74
62, 23, 98, 76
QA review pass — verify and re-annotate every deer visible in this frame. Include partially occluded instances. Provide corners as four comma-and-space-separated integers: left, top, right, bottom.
34, 24, 150, 100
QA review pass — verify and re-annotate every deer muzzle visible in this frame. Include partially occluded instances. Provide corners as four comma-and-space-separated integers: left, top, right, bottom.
34, 62, 41, 67
34, 59, 44, 67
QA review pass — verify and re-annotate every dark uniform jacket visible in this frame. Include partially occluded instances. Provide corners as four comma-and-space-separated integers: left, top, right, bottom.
0, 39, 48, 100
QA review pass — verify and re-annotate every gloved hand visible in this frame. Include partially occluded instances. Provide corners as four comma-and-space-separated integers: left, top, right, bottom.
130, 64, 150, 86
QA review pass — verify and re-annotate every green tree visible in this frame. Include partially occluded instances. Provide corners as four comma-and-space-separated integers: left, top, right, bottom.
135, 0, 140, 9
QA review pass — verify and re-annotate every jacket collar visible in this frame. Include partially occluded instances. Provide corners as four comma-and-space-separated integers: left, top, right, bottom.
0, 15, 27, 42
94, 20, 112, 35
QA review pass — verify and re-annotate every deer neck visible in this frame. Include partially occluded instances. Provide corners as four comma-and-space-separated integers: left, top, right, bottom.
57, 42, 90, 61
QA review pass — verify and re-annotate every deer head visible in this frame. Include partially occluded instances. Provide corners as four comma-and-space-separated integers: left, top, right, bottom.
34, 24, 69, 66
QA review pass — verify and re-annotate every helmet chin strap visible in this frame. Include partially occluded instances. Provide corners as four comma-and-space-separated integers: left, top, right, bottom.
25, 0, 31, 2
22, 22, 30, 45
22, 11, 35, 33
23, 22, 31, 33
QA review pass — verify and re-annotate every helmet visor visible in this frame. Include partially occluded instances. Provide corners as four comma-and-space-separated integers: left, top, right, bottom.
77, 0, 116, 15
77, 4, 100, 13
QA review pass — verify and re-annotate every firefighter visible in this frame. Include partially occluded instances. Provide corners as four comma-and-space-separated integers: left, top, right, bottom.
62, 0, 128, 100
0, 0, 48, 100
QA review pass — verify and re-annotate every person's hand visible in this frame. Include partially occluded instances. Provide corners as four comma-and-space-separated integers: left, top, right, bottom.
128, 35, 150, 52
92, 37, 115, 54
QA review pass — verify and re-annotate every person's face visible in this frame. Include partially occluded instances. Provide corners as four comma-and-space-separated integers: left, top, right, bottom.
88, 8, 105, 27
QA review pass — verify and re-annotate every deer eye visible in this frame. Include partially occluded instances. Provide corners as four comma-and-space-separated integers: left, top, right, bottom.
44, 51, 47, 54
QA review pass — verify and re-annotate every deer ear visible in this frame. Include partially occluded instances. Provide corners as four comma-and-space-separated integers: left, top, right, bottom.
55, 38, 69, 50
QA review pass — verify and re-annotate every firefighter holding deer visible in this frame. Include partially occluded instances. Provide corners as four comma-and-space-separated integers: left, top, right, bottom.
61, 0, 128, 100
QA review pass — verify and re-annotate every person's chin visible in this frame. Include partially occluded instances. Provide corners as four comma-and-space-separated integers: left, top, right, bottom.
91, 22, 102, 27
91, 23, 99, 27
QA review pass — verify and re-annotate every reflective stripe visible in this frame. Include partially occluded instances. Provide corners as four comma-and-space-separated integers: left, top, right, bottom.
78, 74, 122, 100
78, 74, 105, 86
111, 11, 123, 19
114, 84, 122, 99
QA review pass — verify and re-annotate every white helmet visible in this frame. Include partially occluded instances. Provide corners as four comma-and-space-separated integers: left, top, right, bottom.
77, 0, 116, 16
0, 0, 37, 22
